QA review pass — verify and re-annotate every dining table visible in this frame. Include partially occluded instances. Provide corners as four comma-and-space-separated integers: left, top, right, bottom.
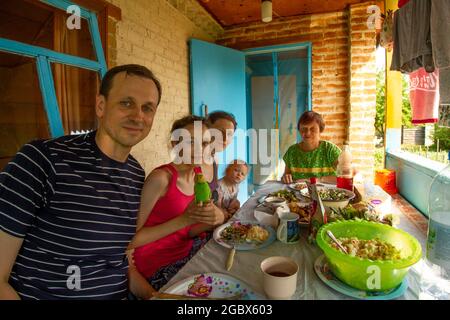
160, 181, 428, 300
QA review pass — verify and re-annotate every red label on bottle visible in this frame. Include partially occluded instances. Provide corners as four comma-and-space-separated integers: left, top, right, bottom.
337, 176, 354, 191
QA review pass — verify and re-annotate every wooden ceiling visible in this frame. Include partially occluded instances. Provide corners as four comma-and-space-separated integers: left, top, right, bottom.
197, 0, 376, 27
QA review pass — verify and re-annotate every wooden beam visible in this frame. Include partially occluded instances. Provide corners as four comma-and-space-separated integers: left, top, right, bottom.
72, 0, 121, 21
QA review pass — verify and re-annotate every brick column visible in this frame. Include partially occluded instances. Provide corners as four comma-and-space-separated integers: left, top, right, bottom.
348, 2, 378, 181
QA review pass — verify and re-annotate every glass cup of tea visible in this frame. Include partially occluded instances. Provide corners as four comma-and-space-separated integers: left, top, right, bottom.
260, 256, 299, 299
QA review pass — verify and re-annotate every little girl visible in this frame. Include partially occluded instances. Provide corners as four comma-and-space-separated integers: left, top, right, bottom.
217, 160, 249, 219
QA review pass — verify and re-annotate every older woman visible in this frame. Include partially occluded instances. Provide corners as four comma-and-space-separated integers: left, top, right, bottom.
282, 111, 341, 184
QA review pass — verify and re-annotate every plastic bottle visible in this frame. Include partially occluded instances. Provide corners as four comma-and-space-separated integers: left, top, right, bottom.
336, 142, 354, 191
420, 151, 450, 300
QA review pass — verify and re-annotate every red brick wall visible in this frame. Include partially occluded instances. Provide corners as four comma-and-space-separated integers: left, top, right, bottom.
348, 3, 377, 180
217, 2, 378, 180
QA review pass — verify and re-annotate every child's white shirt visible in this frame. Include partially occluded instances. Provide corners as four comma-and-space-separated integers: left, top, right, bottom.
217, 178, 239, 209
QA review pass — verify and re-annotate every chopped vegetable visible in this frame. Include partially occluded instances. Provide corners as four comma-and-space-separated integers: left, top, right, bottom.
317, 188, 348, 201
269, 189, 298, 203
327, 203, 398, 226
330, 237, 402, 261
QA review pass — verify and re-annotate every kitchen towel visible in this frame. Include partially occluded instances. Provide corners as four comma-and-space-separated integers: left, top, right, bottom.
430, 0, 450, 105
409, 68, 439, 124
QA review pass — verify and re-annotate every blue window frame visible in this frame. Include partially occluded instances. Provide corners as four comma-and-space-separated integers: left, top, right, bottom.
0, 0, 107, 137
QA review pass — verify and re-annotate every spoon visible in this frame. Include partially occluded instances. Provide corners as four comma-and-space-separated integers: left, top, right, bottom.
326, 230, 348, 254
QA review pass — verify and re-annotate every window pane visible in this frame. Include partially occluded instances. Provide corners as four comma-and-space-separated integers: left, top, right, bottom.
0, 0, 96, 60
54, 12, 96, 60
0, 53, 50, 170
0, 0, 53, 51
52, 64, 99, 135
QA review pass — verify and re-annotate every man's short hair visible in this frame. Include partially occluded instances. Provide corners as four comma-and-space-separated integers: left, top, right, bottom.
297, 111, 325, 132
99, 64, 162, 105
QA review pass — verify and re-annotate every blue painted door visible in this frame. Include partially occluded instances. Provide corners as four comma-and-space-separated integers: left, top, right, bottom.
189, 39, 248, 203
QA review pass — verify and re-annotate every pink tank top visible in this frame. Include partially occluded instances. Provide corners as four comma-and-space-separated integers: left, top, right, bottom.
133, 164, 195, 278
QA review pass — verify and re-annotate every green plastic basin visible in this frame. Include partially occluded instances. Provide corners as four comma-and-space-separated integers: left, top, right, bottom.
316, 220, 422, 291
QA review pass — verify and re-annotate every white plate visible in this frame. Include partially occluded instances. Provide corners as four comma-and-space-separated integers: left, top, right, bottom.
258, 189, 303, 204
213, 220, 276, 250
164, 273, 264, 300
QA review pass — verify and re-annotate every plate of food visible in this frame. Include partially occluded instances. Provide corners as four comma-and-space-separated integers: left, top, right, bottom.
288, 182, 308, 192
213, 220, 276, 250
163, 273, 264, 300
259, 189, 301, 204
287, 201, 313, 224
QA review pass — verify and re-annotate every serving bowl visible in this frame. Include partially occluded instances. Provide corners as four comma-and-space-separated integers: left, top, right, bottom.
263, 196, 287, 209
300, 186, 355, 209
316, 220, 422, 291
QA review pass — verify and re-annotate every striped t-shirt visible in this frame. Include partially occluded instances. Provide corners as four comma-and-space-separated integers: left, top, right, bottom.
0, 131, 145, 300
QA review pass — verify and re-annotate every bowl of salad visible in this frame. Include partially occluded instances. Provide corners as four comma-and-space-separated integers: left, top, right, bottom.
316, 220, 422, 291
300, 186, 355, 209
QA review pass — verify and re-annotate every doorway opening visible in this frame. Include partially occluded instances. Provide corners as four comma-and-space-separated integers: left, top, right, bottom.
245, 44, 311, 192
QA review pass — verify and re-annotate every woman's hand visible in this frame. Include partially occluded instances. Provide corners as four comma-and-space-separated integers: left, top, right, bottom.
281, 173, 293, 184
186, 200, 225, 226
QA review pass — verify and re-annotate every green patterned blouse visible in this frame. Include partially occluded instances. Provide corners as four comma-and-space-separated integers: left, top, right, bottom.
282, 141, 341, 180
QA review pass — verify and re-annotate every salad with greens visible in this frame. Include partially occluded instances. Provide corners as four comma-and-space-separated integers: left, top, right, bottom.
317, 188, 349, 201
268, 189, 298, 203
327, 202, 398, 226
330, 237, 402, 261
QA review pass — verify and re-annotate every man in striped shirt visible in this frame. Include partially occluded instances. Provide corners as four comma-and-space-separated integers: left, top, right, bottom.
0, 64, 162, 299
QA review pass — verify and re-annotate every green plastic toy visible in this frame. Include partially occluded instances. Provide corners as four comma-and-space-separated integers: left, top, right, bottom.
194, 170, 211, 205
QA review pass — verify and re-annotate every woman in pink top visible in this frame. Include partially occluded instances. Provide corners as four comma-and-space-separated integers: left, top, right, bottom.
127, 115, 225, 296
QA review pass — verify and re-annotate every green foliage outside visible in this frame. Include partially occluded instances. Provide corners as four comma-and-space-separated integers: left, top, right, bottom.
432, 124, 450, 151
375, 69, 448, 166
374, 147, 385, 170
